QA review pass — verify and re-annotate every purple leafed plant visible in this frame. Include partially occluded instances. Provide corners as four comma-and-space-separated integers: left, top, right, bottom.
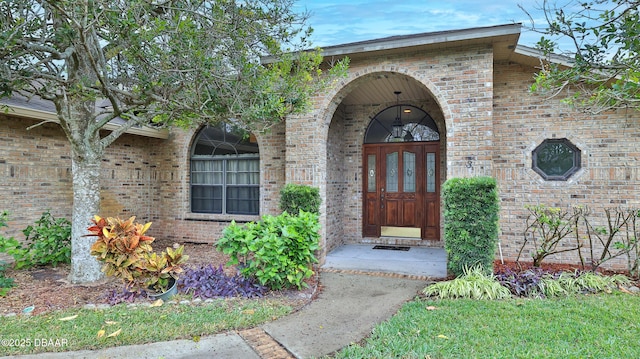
495, 267, 560, 298
178, 264, 267, 299
104, 288, 145, 305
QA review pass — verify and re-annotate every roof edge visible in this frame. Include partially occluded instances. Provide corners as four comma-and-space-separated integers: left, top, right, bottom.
514, 44, 575, 67
262, 23, 522, 64
1, 104, 170, 140
318, 23, 522, 58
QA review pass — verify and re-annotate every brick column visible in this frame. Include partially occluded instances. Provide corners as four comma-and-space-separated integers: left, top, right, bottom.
443, 46, 495, 179
285, 111, 330, 263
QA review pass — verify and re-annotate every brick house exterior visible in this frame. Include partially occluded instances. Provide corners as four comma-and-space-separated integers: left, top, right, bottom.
2, 24, 639, 270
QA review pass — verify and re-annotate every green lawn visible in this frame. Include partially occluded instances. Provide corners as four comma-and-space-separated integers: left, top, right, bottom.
331, 293, 640, 359
0, 298, 292, 356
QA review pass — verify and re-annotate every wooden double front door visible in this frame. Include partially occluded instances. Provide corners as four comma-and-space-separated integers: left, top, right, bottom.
363, 143, 440, 240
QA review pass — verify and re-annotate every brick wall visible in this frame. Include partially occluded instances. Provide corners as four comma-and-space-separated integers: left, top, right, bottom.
493, 61, 640, 269
149, 124, 286, 244
0, 115, 163, 240
0, 117, 286, 249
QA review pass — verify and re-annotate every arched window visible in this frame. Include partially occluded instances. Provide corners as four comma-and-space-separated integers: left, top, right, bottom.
190, 124, 260, 215
364, 105, 439, 143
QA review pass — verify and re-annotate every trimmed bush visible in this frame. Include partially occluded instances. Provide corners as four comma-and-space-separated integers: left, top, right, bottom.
216, 210, 320, 290
280, 183, 321, 215
442, 176, 499, 277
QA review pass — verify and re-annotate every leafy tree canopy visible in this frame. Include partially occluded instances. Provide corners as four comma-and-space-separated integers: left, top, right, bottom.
0, 0, 348, 141
528, 0, 640, 113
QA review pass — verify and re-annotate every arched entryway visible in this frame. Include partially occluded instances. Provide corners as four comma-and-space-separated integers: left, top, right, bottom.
362, 99, 441, 241
322, 71, 447, 253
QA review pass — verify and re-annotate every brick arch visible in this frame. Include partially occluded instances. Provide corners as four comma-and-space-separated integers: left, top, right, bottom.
316, 68, 453, 138
317, 68, 452, 252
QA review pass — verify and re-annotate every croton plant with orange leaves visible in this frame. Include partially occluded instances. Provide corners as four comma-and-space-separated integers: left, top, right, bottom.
88, 216, 188, 293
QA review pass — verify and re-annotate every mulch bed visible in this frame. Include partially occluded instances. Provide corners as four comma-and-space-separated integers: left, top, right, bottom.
0, 239, 314, 316
493, 259, 635, 277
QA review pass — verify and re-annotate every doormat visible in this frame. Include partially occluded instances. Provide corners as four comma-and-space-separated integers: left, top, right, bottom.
372, 245, 410, 251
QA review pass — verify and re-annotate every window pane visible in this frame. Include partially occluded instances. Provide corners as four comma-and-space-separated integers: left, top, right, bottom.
410, 124, 440, 142
426, 153, 436, 193
191, 160, 223, 184
532, 138, 581, 180
364, 106, 440, 144
191, 186, 222, 213
227, 159, 260, 185
403, 151, 416, 193
367, 154, 376, 192
227, 187, 260, 215
386, 152, 398, 192
537, 143, 575, 176
192, 124, 259, 156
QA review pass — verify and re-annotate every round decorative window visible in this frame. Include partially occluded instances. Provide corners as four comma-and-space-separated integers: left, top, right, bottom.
532, 138, 581, 181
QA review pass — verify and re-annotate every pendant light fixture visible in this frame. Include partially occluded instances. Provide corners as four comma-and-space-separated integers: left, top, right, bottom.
391, 91, 403, 139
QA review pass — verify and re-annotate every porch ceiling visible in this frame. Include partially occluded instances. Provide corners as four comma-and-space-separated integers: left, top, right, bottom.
340, 73, 431, 106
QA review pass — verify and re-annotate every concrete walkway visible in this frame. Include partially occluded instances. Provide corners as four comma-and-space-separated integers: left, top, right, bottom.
4, 244, 447, 359
262, 272, 428, 358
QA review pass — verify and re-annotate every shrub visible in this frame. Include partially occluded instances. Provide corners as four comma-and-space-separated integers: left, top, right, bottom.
496, 267, 562, 298
0, 262, 14, 296
517, 206, 640, 274
442, 177, 499, 277
216, 210, 320, 290
280, 183, 321, 215
88, 216, 189, 293
577, 207, 640, 274
518, 205, 580, 267
422, 266, 511, 300
552, 271, 629, 295
0, 211, 71, 269
495, 267, 552, 298
496, 268, 630, 298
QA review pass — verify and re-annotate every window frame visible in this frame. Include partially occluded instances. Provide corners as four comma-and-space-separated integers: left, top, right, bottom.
190, 125, 260, 215
531, 138, 581, 181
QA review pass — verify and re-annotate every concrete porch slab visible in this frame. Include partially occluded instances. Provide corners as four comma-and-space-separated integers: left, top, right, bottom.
321, 244, 448, 279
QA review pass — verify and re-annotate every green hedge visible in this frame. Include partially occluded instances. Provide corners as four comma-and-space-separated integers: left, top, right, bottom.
442, 176, 499, 276
280, 183, 321, 215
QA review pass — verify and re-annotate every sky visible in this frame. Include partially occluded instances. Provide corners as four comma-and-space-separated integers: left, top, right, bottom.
293, 0, 557, 49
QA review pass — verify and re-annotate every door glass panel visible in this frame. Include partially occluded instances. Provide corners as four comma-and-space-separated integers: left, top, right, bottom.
367, 154, 376, 192
386, 152, 398, 192
403, 151, 415, 193
427, 152, 436, 193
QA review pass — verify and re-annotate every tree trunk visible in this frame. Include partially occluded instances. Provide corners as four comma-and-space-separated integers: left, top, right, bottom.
68, 154, 104, 283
